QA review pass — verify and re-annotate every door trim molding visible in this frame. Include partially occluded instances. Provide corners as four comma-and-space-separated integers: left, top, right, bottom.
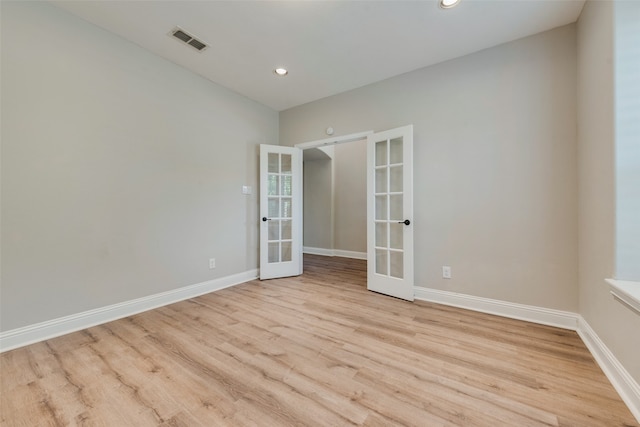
295, 130, 373, 150
0, 269, 258, 353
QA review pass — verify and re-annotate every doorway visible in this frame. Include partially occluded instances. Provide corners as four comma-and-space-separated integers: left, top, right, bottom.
260, 127, 414, 300
297, 126, 414, 301
302, 140, 368, 261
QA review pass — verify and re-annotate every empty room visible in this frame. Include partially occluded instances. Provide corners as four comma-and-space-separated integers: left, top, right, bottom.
1, 0, 639, 425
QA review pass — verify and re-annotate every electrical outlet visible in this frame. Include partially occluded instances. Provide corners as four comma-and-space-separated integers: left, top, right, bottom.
442, 266, 451, 279
209, 258, 216, 269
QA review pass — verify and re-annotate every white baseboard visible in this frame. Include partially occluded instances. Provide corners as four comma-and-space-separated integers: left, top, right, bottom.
577, 317, 640, 422
333, 249, 367, 260
413, 287, 578, 330
414, 286, 640, 423
303, 246, 367, 260
0, 269, 259, 353
303, 246, 334, 257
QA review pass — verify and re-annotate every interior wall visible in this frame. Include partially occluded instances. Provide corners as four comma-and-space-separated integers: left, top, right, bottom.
281, 25, 578, 312
577, 0, 640, 383
333, 140, 367, 253
303, 158, 333, 250
1, 1, 279, 331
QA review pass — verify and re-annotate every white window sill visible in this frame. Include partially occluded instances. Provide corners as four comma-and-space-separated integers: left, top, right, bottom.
606, 278, 640, 315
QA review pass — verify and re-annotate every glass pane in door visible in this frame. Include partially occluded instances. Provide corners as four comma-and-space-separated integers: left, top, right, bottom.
376, 196, 388, 220
390, 223, 403, 250
390, 137, 403, 164
390, 195, 403, 220
281, 220, 292, 240
281, 242, 292, 262
375, 168, 387, 193
268, 153, 279, 173
281, 198, 292, 218
281, 154, 292, 174
281, 175, 292, 196
376, 249, 388, 275
376, 222, 387, 247
390, 166, 403, 192
268, 198, 279, 218
268, 175, 279, 195
268, 242, 280, 263
376, 141, 387, 166
390, 251, 403, 278
268, 220, 279, 240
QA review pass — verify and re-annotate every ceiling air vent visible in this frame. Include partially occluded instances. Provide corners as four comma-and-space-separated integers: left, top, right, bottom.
169, 27, 208, 52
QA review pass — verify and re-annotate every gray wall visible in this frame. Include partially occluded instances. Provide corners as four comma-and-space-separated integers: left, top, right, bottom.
1, 1, 278, 331
334, 140, 367, 253
577, 0, 640, 384
303, 157, 333, 249
281, 25, 579, 312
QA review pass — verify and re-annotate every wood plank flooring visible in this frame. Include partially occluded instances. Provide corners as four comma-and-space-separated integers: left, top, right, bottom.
1, 254, 637, 426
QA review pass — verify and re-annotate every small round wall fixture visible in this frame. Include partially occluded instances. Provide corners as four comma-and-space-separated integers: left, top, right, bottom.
439, 0, 460, 9
326, 127, 334, 136
274, 67, 288, 76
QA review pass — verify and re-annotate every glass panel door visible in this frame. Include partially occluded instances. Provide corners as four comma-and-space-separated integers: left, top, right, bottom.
367, 126, 414, 301
260, 145, 302, 280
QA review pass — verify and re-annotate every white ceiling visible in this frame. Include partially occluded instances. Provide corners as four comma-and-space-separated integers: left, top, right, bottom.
52, 0, 585, 112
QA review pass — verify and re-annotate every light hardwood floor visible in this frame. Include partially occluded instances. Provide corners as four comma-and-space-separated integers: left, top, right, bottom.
1, 255, 637, 426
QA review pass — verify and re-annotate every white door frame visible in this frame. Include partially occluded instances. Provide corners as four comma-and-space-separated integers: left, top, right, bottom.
295, 130, 374, 150
297, 131, 374, 259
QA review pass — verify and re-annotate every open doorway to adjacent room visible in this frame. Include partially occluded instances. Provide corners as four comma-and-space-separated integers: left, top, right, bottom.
302, 139, 368, 263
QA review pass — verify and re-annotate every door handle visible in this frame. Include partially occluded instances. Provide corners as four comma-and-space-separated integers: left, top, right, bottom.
262, 217, 271, 222
398, 219, 411, 225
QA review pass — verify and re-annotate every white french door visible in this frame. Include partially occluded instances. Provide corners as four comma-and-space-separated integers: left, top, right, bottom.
367, 125, 414, 300
259, 144, 303, 280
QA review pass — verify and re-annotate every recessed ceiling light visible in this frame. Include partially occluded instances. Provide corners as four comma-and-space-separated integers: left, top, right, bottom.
274, 68, 288, 76
440, 0, 460, 9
